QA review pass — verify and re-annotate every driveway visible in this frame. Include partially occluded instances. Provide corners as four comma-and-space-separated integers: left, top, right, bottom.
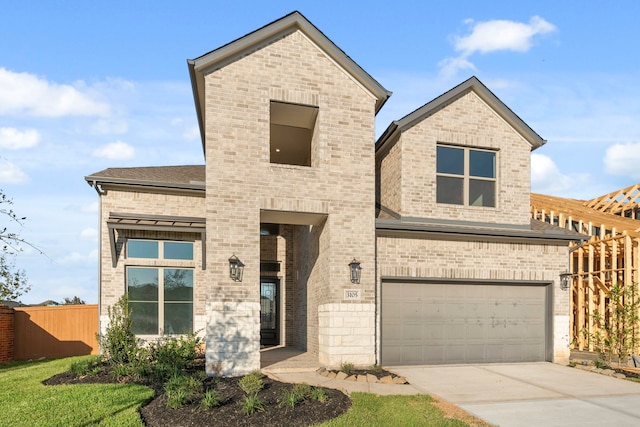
390, 362, 640, 426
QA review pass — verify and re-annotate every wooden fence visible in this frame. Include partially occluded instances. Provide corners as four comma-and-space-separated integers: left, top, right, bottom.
12, 304, 99, 360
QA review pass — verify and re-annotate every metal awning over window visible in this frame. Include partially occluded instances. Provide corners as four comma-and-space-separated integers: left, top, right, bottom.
107, 212, 206, 268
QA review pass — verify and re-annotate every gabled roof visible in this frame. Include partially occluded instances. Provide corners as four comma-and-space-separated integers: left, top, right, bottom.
187, 11, 392, 150
85, 165, 205, 191
376, 76, 545, 153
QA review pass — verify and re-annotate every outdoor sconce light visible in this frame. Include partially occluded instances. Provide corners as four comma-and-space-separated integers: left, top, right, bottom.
559, 272, 572, 291
229, 255, 245, 282
349, 258, 362, 284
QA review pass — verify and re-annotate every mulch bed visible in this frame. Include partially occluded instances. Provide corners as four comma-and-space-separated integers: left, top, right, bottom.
43, 364, 351, 427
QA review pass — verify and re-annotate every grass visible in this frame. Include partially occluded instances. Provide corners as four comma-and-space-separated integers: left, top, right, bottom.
320, 393, 469, 426
0, 357, 475, 427
0, 356, 153, 427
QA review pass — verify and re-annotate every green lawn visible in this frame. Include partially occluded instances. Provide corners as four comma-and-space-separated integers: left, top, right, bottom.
320, 393, 468, 426
0, 357, 153, 427
1, 357, 472, 427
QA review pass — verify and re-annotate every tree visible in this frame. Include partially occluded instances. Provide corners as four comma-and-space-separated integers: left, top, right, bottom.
0, 189, 32, 302
63, 296, 86, 305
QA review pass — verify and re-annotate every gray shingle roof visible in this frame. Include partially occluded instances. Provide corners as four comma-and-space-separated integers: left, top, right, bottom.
85, 165, 205, 189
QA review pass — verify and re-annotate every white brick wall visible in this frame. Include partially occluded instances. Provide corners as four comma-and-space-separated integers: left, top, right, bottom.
318, 303, 376, 368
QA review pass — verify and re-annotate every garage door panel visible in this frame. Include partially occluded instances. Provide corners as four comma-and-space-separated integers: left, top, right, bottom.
382, 282, 548, 365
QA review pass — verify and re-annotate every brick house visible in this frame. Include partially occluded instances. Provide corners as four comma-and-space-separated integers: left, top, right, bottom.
86, 11, 579, 376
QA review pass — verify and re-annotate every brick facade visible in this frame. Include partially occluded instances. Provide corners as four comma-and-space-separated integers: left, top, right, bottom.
88, 12, 574, 374
98, 189, 207, 338
201, 29, 378, 373
378, 90, 532, 225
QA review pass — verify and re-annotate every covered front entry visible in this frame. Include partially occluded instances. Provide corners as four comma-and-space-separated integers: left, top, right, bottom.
381, 280, 551, 365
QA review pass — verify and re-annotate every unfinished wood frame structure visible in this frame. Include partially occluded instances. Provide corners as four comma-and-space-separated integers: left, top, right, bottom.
531, 192, 640, 353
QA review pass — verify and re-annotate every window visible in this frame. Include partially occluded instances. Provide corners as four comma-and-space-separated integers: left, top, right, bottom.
126, 239, 194, 335
436, 145, 496, 207
270, 101, 318, 167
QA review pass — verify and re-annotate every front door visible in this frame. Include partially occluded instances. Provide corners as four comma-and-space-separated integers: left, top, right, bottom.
260, 279, 279, 346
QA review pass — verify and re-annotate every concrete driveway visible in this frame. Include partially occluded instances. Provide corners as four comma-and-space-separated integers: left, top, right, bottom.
390, 362, 640, 426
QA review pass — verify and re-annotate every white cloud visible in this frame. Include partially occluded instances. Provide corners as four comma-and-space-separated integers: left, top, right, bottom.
531, 153, 591, 197
604, 142, 640, 179
92, 140, 135, 160
0, 159, 28, 184
455, 16, 556, 55
0, 128, 40, 149
441, 16, 556, 78
0, 68, 110, 117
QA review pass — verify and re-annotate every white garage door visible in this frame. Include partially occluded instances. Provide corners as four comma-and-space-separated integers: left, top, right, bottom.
381, 281, 549, 365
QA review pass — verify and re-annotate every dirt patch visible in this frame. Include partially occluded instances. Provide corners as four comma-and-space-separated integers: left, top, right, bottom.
431, 398, 494, 427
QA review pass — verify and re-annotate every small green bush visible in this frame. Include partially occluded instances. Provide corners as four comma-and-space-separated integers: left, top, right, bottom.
310, 387, 328, 403
112, 363, 132, 379
239, 373, 264, 396
340, 361, 355, 375
201, 389, 221, 409
164, 374, 203, 409
369, 364, 384, 374
98, 295, 140, 366
241, 394, 265, 415
69, 356, 103, 376
148, 333, 202, 381
280, 383, 314, 408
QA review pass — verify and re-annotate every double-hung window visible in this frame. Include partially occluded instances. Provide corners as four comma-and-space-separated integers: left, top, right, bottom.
126, 240, 194, 335
436, 144, 497, 207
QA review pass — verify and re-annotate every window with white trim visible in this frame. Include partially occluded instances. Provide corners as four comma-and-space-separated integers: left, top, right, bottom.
436, 144, 497, 207
126, 239, 194, 335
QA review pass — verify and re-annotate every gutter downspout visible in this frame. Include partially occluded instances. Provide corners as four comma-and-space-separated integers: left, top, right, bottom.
90, 180, 106, 353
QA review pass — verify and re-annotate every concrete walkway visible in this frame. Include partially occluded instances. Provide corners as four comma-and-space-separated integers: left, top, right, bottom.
267, 369, 423, 395
391, 362, 640, 427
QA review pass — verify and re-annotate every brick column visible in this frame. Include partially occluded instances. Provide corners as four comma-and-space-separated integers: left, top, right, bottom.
0, 306, 15, 363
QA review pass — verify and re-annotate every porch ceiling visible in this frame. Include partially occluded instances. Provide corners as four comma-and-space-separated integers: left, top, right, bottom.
260, 209, 327, 226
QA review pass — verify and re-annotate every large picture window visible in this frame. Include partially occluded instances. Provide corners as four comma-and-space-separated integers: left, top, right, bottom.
126, 239, 194, 335
436, 145, 496, 207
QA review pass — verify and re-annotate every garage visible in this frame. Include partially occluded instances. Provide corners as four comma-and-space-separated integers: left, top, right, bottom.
381, 280, 551, 365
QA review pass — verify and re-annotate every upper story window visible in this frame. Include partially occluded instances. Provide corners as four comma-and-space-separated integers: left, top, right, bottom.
270, 101, 318, 167
436, 145, 496, 207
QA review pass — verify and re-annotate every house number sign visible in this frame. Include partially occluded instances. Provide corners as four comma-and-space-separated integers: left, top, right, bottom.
344, 289, 361, 300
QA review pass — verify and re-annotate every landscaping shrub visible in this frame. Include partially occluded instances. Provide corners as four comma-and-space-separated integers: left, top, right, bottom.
148, 333, 202, 381
340, 361, 355, 375
238, 372, 264, 396
69, 355, 103, 376
164, 374, 203, 409
241, 393, 265, 415
201, 388, 222, 409
98, 295, 140, 366
310, 386, 328, 403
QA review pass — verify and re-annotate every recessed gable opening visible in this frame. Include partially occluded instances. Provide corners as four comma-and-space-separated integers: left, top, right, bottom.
270, 101, 318, 167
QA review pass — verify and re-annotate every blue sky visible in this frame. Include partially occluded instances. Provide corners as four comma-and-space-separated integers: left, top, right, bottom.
2, 1, 640, 304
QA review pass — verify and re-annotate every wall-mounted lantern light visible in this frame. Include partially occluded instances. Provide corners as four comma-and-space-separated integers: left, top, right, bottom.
229, 255, 245, 282
559, 271, 572, 291
349, 258, 362, 284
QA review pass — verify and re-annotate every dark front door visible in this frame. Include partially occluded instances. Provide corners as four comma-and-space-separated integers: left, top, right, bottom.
260, 279, 278, 346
